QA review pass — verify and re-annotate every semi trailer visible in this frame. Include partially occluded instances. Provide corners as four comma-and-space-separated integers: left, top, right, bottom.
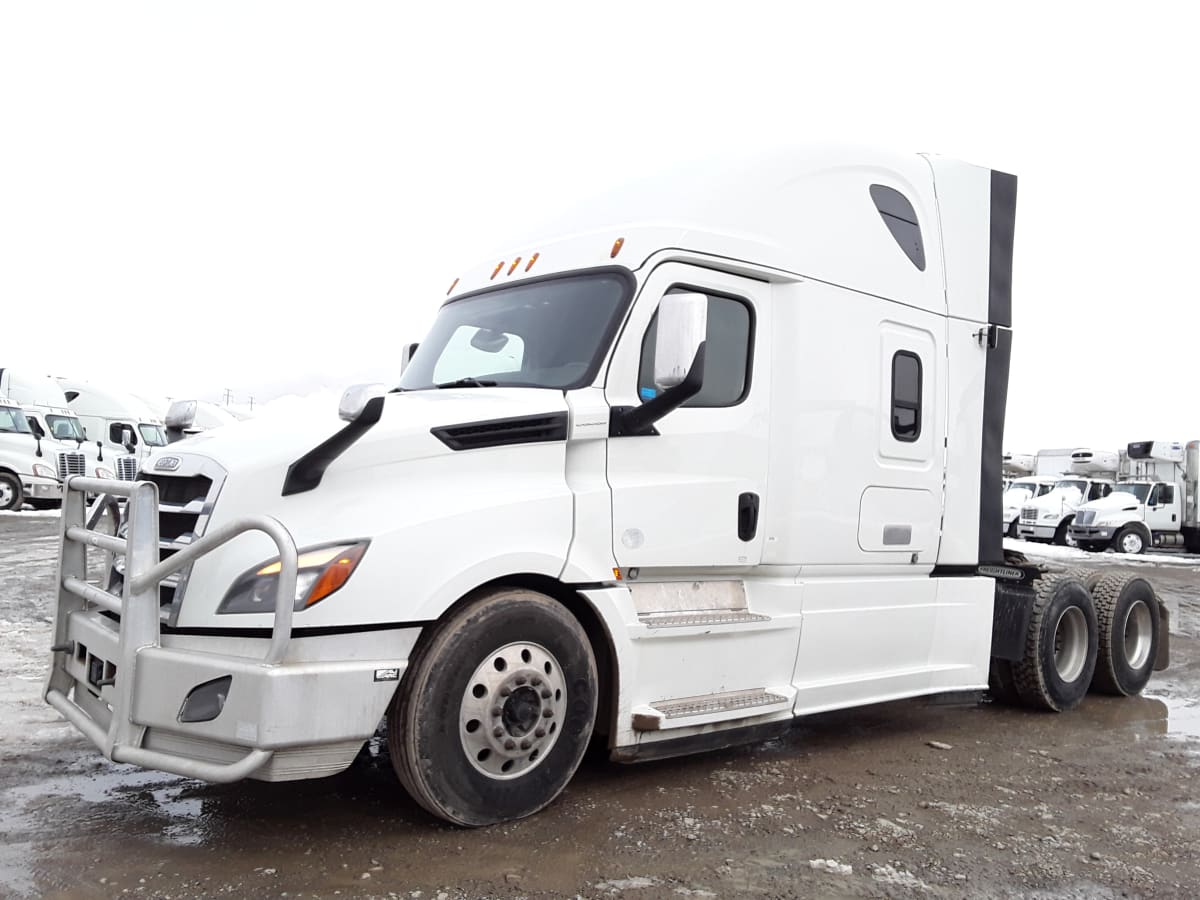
43, 147, 1168, 827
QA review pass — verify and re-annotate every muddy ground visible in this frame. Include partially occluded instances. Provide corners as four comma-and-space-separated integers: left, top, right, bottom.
1, 513, 1198, 899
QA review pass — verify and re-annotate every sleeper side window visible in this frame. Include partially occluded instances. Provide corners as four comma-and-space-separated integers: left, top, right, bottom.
891, 351, 922, 442
637, 290, 752, 408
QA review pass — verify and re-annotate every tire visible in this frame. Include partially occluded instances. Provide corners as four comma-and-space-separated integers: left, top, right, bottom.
1113, 526, 1147, 555
987, 658, 1020, 705
0, 472, 23, 511
1012, 574, 1098, 712
388, 587, 598, 826
1077, 541, 1104, 553
1053, 519, 1073, 547
26, 499, 61, 510
1090, 573, 1159, 696
1064, 567, 1106, 594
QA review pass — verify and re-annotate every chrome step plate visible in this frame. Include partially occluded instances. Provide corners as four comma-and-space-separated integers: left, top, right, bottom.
638, 610, 770, 628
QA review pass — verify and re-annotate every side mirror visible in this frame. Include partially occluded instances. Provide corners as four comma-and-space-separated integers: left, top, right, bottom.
653, 293, 708, 389
28, 418, 45, 439
339, 383, 387, 423
120, 426, 136, 454
165, 400, 197, 444
399, 342, 419, 375
610, 293, 708, 438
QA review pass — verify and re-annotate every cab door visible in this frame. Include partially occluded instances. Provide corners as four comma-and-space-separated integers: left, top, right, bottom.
1145, 482, 1180, 534
605, 263, 770, 570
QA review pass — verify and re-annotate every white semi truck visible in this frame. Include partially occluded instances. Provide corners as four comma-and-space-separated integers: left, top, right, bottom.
58, 379, 169, 464
43, 148, 1168, 827
1016, 448, 1119, 545
1001, 475, 1056, 537
0, 395, 64, 510
1070, 441, 1200, 554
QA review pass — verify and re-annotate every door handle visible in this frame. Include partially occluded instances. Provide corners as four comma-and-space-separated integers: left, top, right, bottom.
738, 492, 760, 542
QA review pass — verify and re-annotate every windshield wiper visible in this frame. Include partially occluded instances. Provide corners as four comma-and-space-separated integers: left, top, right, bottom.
435, 377, 498, 389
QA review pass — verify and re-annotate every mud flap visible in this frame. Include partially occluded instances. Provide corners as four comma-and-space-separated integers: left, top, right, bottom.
1154, 599, 1170, 671
990, 582, 1034, 662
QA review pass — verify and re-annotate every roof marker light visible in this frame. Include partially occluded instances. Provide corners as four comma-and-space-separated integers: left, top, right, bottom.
610, 237, 625, 258
525, 253, 539, 272
491, 261, 505, 280
446, 277, 459, 296
507, 257, 522, 276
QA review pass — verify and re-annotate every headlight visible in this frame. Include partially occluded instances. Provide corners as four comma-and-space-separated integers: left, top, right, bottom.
1040, 511, 1058, 521
32, 463, 56, 479
217, 541, 369, 614
96, 467, 115, 479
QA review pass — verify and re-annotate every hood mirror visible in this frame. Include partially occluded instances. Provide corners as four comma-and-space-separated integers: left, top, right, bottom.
165, 399, 197, 444
339, 383, 387, 423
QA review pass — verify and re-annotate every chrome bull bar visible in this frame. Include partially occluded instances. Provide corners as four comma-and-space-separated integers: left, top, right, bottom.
43, 475, 298, 782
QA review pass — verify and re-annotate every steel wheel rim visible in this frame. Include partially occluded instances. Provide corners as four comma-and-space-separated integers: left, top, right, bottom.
1122, 600, 1154, 670
0, 481, 14, 509
1053, 605, 1088, 682
1120, 532, 1143, 554
459, 641, 567, 780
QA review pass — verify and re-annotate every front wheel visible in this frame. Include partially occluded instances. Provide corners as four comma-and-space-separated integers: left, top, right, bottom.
1113, 526, 1147, 555
388, 587, 598, 826
0, 472, 23, 511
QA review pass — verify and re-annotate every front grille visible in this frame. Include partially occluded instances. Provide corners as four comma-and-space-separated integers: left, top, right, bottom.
1020, 507, 1038, 524
140, 473, 213, 507
1075, 510, 1097, 526
56, 451, 87, 480
116, 456, 138, 481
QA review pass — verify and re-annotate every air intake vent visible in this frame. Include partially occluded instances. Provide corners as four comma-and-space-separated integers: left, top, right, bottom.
56, 452, 87, 481
432, 412, 569, 451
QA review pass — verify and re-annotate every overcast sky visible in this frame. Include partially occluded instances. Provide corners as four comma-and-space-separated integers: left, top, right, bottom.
2, 2, 1195, 452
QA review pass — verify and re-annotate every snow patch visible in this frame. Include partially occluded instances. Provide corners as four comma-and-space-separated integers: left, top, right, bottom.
1004, 537, 1200, 568
809, 858, 852, 876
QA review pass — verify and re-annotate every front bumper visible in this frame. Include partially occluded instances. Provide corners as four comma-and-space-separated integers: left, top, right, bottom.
1070, 525, 1115, 544
1016, 522, 1058, 541
50, 608, 419, 781
23, 475, 63, 500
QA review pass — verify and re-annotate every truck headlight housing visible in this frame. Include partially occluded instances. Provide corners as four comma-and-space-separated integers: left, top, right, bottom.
96, 467, 115, 479
32, 463, 56, 479
217, 541, 370, 614
1040, 511, 1058, 521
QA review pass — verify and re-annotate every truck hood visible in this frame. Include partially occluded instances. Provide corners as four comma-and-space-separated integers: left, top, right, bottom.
1077, 492, 1142, 514
166, 388, 570, 475
1023, 487, 1082, 512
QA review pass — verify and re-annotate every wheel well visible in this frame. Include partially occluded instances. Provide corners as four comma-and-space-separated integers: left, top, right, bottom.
429, 573, 619, 744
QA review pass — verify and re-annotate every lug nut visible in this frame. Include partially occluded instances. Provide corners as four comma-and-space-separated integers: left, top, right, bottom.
531, 676, 542, 687
515, 676, 526, 686
520, 739, 531, 750
540, 689, 551, 699
499, 686, 511, 697
504, 738, 516, 750
542, 708, 554, 718
493, 726, 504, 738
535, 727, 546, 738
491, 706, 502, 717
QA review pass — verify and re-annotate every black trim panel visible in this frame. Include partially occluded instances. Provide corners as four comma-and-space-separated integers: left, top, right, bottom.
432, 411, 568, 451
978, 325, 1012, 565
161, 619, 435, 639
991, 582, 1034, 662
282, 395, 385, 496
988, 170, 1018, 328
610, 720, 791, 764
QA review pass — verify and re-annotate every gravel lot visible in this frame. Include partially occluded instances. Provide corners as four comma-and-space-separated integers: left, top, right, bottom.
2, 512, 1198, 899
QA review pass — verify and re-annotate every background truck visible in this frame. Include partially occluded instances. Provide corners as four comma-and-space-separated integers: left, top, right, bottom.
1002, 475, 1056, 537
42, 148, 1168, 828
0, 395, 63, 510
58, 378, 168, 464
1070, 440, 1200, 553
1016, 448, 1118, 545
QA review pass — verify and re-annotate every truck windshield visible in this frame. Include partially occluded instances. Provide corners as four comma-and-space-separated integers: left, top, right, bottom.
397, 271, 633, 391
0, 406, 32, 434
139, 423, 167, 446
46, 414, 85, 441
1052, 480, 1086, 493
1114, 484, 1152, 502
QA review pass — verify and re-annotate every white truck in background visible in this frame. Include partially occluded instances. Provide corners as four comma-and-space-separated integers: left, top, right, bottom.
43, 148, 1169, 828
58, 379, 168, 465
1016, 448, 1118, 545
1070, 441, 1200, 554
0, 396, 63, 510
1001, 474, 1056, 537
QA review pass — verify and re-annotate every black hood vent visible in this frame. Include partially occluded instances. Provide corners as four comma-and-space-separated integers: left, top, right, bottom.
432, 412, 569, 451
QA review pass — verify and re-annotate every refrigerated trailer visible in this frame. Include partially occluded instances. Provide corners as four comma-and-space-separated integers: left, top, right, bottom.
43, 147, 1168, 826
